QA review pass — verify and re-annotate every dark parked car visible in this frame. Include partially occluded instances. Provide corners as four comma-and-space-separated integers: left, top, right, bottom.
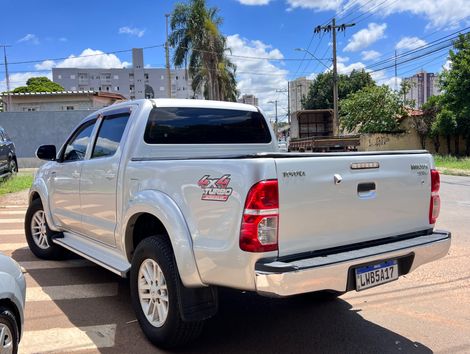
0, 126, 18, 177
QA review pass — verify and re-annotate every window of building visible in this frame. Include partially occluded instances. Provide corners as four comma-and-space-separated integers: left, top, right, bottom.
160, 87, 165, 91
129, 73, 134, 80
114, 75, 119, 80
71, 86, 77, 91
23, 107, 38, 112
160, 75, 164, 80
91, 113, 129, 159
130, 85, 135, 91
65, 106, 74, 111
176, 76, 179, 80
58, 74, 62, 79
90, 87, 94, 91
70, 74, 75, 79
144, 73, 149, 80
115, 86, 119, 91
130, 95, 135, 100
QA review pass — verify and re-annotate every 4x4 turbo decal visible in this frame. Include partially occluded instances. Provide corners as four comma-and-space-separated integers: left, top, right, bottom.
198, 175, 233, 201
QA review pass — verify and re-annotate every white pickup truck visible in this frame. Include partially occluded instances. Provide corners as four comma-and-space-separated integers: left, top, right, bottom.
27, 99, 450, 348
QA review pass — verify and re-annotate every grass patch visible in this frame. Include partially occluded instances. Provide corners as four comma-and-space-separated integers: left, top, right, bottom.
433, 155, 470, 171
0, 172, 34, 196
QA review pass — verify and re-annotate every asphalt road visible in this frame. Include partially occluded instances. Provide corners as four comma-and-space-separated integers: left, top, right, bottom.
0, 175, 468, 354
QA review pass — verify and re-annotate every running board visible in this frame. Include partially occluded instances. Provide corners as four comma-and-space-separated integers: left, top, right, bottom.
53, 232, 131, 277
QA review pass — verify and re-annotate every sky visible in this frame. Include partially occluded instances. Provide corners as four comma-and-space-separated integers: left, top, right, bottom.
1, 0, 469, 121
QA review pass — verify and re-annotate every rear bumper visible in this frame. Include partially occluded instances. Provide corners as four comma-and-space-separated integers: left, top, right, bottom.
255, 230, 451, 297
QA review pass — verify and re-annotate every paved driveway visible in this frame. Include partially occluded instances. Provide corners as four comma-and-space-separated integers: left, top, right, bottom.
0, 175, 468, 353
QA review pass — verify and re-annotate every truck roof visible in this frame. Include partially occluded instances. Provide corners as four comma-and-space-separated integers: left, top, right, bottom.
149, 98, 259, 112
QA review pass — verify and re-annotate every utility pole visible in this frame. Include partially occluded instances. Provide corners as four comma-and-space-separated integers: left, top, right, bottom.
314, 18, 355, 136
1, 45, 11, 111
268, 100, 278, 137
165, 14, 172, 98
275, 87, 289, 124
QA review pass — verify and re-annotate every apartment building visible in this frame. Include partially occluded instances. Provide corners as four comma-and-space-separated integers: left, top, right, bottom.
404, 70, 440, 108
288, 77, 312, 117
237, 94, 259, 106
53, 48, 196, 100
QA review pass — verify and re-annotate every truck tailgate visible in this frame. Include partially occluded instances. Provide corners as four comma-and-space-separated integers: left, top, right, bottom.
275, 153, 433, 257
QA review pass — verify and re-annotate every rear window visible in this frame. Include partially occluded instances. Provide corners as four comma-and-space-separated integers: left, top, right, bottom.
144, 107, 272, 144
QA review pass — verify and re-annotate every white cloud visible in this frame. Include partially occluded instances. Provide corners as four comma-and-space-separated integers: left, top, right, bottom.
59, 37, 68, 42
0, 72, 52, 92
18, 34, 39, 45
396, 37, 427, 51
33, 49, 131, 71
443, 59, 452, 70
118, 26, 145, 38
286, 0, 342, 12
336, 61, 366, 74
370, 70, 402, 90
227, 34, 288, 121
361, 50, 381, 61
344, 23, 387, 52
34, 60, 56, 71
238, 0, 271, 4
350, 0, 470, 29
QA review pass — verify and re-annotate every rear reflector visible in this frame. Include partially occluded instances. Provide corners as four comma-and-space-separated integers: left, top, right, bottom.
240, 180, 279, 252
429, 169, 440, 224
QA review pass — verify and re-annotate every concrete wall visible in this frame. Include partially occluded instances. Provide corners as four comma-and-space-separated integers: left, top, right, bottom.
0, 110, 89, 167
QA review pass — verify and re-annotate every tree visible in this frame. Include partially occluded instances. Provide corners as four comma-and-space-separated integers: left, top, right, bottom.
302, 69, 375, 110
169, 0, 238, 101
339, 85, 406, 134
432, 108, 457, 154
440, 33, 470, 155
413, 95, 442, 149
12, 77, 64, 93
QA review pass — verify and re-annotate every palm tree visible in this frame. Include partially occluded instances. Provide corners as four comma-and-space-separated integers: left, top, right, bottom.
169, 0, 238, 101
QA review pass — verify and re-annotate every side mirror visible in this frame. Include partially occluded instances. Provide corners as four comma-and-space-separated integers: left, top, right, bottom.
36, 145, 57, 161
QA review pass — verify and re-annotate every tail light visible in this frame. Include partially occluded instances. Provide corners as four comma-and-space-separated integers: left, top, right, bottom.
240, 180, 279, 252
429, 169, 440, 224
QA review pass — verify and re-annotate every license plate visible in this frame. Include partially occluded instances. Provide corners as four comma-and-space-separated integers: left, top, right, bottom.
355, 260, 398, 291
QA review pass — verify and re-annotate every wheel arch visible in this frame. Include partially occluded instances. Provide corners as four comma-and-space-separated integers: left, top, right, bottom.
0, 298, 22, 338
122, 190, 204, 287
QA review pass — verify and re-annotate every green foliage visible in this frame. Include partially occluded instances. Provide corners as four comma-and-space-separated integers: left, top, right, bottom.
302, 69, 375, 110
412, 95, 442, 149
339, 85, 406, 134
0, 173, 34, 196
12, 77, 64, 93
169, 0, 238, 101
434, 155, 470, 171
439, 33, 470, 154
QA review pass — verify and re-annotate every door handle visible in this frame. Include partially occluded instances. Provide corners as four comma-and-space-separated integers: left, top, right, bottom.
72, 171, 80, 178
357, 182, 376, 199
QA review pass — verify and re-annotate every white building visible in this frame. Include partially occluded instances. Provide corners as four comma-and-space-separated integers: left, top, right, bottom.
288, 77, 312, 120
53, 48, 197, 100
404, 70, 440, 108
237, 94, 259, 106
0, 91, 126, 112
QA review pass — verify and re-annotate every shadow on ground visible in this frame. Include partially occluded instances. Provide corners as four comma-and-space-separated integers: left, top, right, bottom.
15, 245, 431, 354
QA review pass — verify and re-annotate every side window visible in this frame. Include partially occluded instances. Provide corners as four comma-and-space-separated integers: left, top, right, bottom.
63, 121, 96, 162
91, 113, 129, 159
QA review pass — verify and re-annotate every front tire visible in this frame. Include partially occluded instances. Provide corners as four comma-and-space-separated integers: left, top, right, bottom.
8, 158, 18, 174
130, 236, 203, 348
25, 198, 64, 260
0, 306, 19, 354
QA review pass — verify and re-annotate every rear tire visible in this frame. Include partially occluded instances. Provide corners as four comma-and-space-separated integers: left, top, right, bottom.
0, 306, 19, 354
130, 236, 203, 348
25, 198, 64, 260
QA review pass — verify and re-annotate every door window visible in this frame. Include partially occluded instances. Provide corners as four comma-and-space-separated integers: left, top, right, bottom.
91, 113, 129, 159
62, 120, 96, 162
